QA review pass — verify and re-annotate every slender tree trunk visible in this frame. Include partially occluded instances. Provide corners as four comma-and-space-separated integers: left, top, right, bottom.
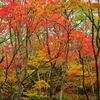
87, 65, 95, 99
16, 25, 23, 99
79, 51, 89, 100
24, 29, 29, 79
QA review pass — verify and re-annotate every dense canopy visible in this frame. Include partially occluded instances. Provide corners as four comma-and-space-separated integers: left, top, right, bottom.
0, 0, 100, 100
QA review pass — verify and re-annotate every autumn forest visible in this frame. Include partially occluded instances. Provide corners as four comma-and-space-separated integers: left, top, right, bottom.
0, 0, 100, 100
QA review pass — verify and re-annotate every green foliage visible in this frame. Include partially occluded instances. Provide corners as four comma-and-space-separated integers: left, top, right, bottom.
28, 50, 49, 68
27, 70, 35, 75
32, 80, 50, 91
23, 80, 49, 100
62, 93, 71, 100
38, 68, 49, 74
29, 95, 48, 100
